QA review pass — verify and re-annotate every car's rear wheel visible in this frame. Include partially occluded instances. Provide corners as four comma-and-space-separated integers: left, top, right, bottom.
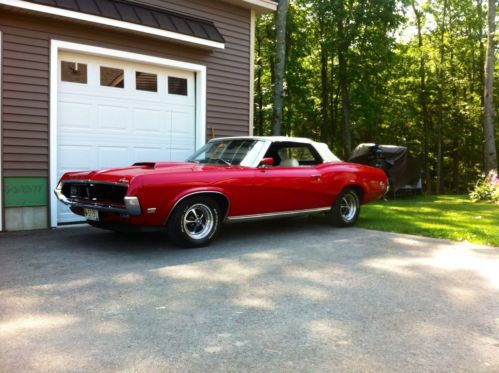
167, 196, 221, 248
328, 188, 361, 227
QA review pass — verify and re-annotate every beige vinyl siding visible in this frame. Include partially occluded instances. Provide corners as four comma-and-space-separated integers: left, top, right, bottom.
0, 0, 251, 176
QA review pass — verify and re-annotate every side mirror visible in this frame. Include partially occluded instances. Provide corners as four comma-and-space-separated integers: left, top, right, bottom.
259, 157, 274, 168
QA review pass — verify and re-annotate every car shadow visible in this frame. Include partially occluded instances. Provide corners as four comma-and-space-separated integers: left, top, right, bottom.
0, 214, 390, 294
69, 215, 331, 255
0, 215, 337, 275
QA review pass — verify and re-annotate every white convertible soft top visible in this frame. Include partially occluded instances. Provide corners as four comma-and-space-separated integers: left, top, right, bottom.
210, 136, 342, 163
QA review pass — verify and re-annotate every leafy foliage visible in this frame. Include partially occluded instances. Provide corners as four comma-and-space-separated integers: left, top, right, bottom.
469, 171, 499, 202
255, 0, 498, 193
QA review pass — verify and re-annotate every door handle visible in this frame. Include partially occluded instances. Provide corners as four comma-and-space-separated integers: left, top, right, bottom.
312, 174, 321, 179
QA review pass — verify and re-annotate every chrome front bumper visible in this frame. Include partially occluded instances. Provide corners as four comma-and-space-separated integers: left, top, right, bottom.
55, 184, 142, 216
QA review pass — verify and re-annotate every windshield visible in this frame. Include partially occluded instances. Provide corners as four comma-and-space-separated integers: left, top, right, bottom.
186, 139, 267, 167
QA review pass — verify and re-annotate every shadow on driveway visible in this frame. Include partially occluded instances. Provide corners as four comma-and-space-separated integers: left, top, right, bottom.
1, 220, 498, 372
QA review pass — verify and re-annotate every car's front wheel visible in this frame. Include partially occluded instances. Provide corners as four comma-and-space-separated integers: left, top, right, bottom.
167, 196, 221, 248
327, 188, 361, 227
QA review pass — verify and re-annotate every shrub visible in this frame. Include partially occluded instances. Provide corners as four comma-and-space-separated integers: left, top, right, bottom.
469, 170, 499, 203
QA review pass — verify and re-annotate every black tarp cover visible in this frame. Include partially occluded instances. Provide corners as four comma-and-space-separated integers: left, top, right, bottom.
348, 143, 422, 192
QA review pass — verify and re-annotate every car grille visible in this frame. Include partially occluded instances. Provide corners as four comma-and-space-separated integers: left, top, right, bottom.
61, 182, 128, 205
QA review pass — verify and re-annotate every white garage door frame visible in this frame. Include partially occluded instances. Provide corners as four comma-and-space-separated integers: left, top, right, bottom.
49, 40, 207, 228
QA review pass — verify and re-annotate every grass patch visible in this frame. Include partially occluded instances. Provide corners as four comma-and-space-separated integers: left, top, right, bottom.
358, 195, 499, 247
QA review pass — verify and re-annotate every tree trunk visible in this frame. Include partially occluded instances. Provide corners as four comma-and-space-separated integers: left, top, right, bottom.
412, 2, 432, 194
320, 19, 329, 143
269, 54, 276, 127
272, 0, 289, 136
477, 0, 485, 105
337, 0, 352, 158
450, 50, 460, 192
436, 0, 448, 194
330, 56, 339, 150
452, 138, 460, 191
256, 33, 264, 136
286, 90, 292, 136
483, 0, 497, 173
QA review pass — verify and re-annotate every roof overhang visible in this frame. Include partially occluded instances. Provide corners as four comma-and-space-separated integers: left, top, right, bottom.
221, 0, 277, 14
0, 0, 226, 50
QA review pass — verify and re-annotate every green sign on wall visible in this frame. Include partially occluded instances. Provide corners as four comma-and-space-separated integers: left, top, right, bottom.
4, 177, 48, 208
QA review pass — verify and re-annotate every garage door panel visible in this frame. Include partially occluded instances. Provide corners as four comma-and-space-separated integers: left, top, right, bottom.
132, 108, 164, 133
59, 102, 94, 128
132, 147, 166, 161
127, 135, 172, 146
165, 95, 195, 106
171, 112, 195, 146
59, 84, 96, 96
98, 147, 131, 168
162, 102, 195, 111
171, 149, 193, 161
172, 111, 195, 129
61, 135, 169, 146
56, 52, 197, 224
98, 105, 131, 131
58, 145, 95, 171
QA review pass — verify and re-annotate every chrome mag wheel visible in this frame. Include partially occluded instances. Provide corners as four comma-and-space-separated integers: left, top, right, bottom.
339, 192, 359, 223
182, 203, 214, 240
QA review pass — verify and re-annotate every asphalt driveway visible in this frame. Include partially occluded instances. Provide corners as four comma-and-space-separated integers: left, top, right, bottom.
1, 219, 498, 372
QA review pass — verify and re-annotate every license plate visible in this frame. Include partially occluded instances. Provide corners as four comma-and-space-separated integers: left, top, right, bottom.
84, 208, 99, 222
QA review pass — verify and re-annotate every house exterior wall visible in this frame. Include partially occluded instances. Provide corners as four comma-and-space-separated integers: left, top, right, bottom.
0, 0, 252, 230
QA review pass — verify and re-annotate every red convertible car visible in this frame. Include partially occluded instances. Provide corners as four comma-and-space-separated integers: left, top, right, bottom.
55, 137, 388, 247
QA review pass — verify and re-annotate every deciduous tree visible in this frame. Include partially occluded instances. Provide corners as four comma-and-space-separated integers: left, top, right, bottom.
483, 0, 497, 173
272, 0, 289, 135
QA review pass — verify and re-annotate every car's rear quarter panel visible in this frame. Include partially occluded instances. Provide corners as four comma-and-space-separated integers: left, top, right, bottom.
319, 163, 387, 204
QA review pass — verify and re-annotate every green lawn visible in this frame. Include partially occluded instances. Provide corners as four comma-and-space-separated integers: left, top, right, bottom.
358, 195, 499, 247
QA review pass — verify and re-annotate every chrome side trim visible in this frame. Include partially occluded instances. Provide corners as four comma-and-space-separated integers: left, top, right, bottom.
225, 207, 330, 222
165, 191, 231, 223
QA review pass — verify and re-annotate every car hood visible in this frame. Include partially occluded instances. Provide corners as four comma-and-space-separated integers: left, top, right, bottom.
62, 162, 194, 183
60, 162, 229, 184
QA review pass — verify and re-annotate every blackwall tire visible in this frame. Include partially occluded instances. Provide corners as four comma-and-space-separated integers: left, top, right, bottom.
167, 196, 221, 248
328, 188, 361, 227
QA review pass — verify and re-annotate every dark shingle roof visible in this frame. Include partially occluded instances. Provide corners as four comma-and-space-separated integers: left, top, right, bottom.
26, 0, 225, 44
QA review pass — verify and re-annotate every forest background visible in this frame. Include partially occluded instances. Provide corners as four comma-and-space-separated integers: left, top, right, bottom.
254, 0, 498, 194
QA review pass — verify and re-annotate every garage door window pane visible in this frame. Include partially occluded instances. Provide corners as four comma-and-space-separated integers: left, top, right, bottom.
61, 61, 87, 84
168, 77, 188, 96
100, 66, 124, 88
136, 71, 157, 92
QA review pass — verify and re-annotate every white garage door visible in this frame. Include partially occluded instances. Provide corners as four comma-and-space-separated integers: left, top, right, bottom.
57, 52, 196, 224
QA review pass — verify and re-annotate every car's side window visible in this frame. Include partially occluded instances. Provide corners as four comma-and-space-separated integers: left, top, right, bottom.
265, 143, 323, 167
288, 147, 317, 164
